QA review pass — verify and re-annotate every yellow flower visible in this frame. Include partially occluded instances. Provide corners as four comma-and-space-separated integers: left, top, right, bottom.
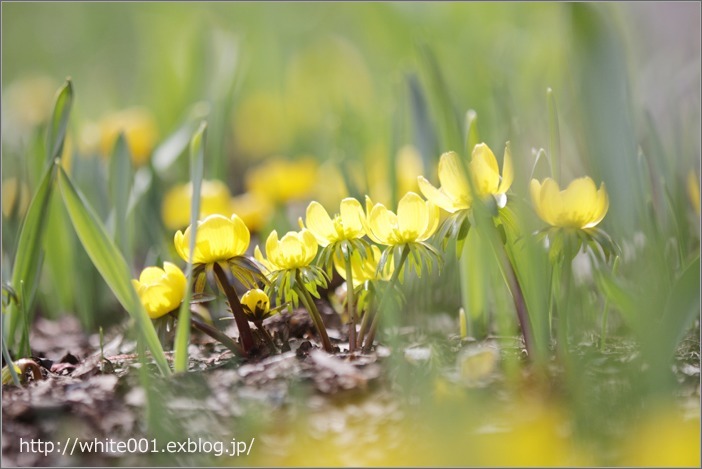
233, 91, 292, 159
162, 180, 232, 230
255, 229, 318, 271
98, 107, 158, 167
241, 288, 271, 321
366, 192, 439, 246
687, 171, 700, 218
132, 262, 186, 319
418, 143, 513, 212
333, 245, 392, 287
230, 192, 273, 233
303, 198, 366, 247
1, 178, 30, 218
619, 407, 700, 467
174, 214, 250, 265
245, 157, 318, 204
530, 177, 609, 229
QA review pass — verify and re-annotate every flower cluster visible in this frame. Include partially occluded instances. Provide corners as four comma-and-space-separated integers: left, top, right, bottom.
131, 138, 612, 361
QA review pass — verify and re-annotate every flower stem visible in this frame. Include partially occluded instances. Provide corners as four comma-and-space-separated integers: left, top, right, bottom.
362, 247, 410, 353
344, 253, 358, 353
254, 320, 277, 354
212, 262, 255, 354
295, 271, 334, 353
357, 294, 376, 347
189, 314, 245, 357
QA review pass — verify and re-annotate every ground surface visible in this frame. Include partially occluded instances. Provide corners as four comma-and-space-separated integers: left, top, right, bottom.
2, 310, 700, 467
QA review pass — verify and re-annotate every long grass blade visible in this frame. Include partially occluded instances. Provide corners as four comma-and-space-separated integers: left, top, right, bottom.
174, 121, 207, 372
57, 165, 171, 376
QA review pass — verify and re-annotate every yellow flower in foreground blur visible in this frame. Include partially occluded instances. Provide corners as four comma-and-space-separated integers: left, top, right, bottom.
303, 198, 366, 247
687, 171, 700, 218
98, 107, 158, 166
619, 407, 700, 467
333, 245, 392, 288
245, 157, 318, 204
366, 192, 439, 246
418, 142, 513, 213
255, 229, 318, 271
174, 214, 250, 265
230, 192, 273, 233
241, 288, 271, 321
2, 178, 30, 218
162, 180, 232, 230
530, 177, 609, 229
132, 262, 186, 319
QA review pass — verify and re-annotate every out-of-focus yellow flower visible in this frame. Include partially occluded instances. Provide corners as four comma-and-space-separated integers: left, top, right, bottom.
245, 157, 318, 204
162, 180, 232, 230
132, 262, 186, 319
418, 143, 513, 213
333, 245, 392, 287
233, 91, 292, 159
285, 36, 373, 131
1, 364, 22, 385
687, 171, 700, 218
530, 176, 609, 229
365, 192, 439, 246
4, 76, 56, 129
174, 214, 250, 265
230, 192, 273, 233
312, 161, 350, 210
303, 198, 366, 247
255, 229, 318, 271
98, 107, 158, 167
1, 178, 30, 218
396, 145, 424, 195
418, 151, 471, 213
241, 288, 271, 321
618, 407, 700, 467
367, 144, 424, 208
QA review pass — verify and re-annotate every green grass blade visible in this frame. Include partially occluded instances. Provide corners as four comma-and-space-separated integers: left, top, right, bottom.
108, 133, 133, 260
5, 164, 57, 352
546, 87, 561, 182
45, 79, 74, 165
174, 121, 207, 373
464, 109, 480, 157
57, 165, 171, 376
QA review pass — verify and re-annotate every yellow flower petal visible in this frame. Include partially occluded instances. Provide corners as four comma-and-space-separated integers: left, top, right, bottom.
418, 201, 440, 241
529, 179, 549, 224
496, 142, 514, 194
470, 143, 500, 196
132, 262, 186, 319
339, 197, 365, 238
585, 182, 609, 229
368, 203, 397, 245
397, 192, 427, 241
175, 214, 250, 264
418, 175, 466, 213
438, 151, 471, 203
300, 229, 319, 265
531, 177, 609, 229
306, 201, 336, 246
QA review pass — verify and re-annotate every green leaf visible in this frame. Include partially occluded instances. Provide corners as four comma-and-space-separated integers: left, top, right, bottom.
663, 255, 700, 356
108, 133, 133, 258
174, 121, 207, 373
45, 79, 74, 165
464, 109, 480, 157
546, 87, 561, 182
5, 164, 57, 352
57, 165, 171, 376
